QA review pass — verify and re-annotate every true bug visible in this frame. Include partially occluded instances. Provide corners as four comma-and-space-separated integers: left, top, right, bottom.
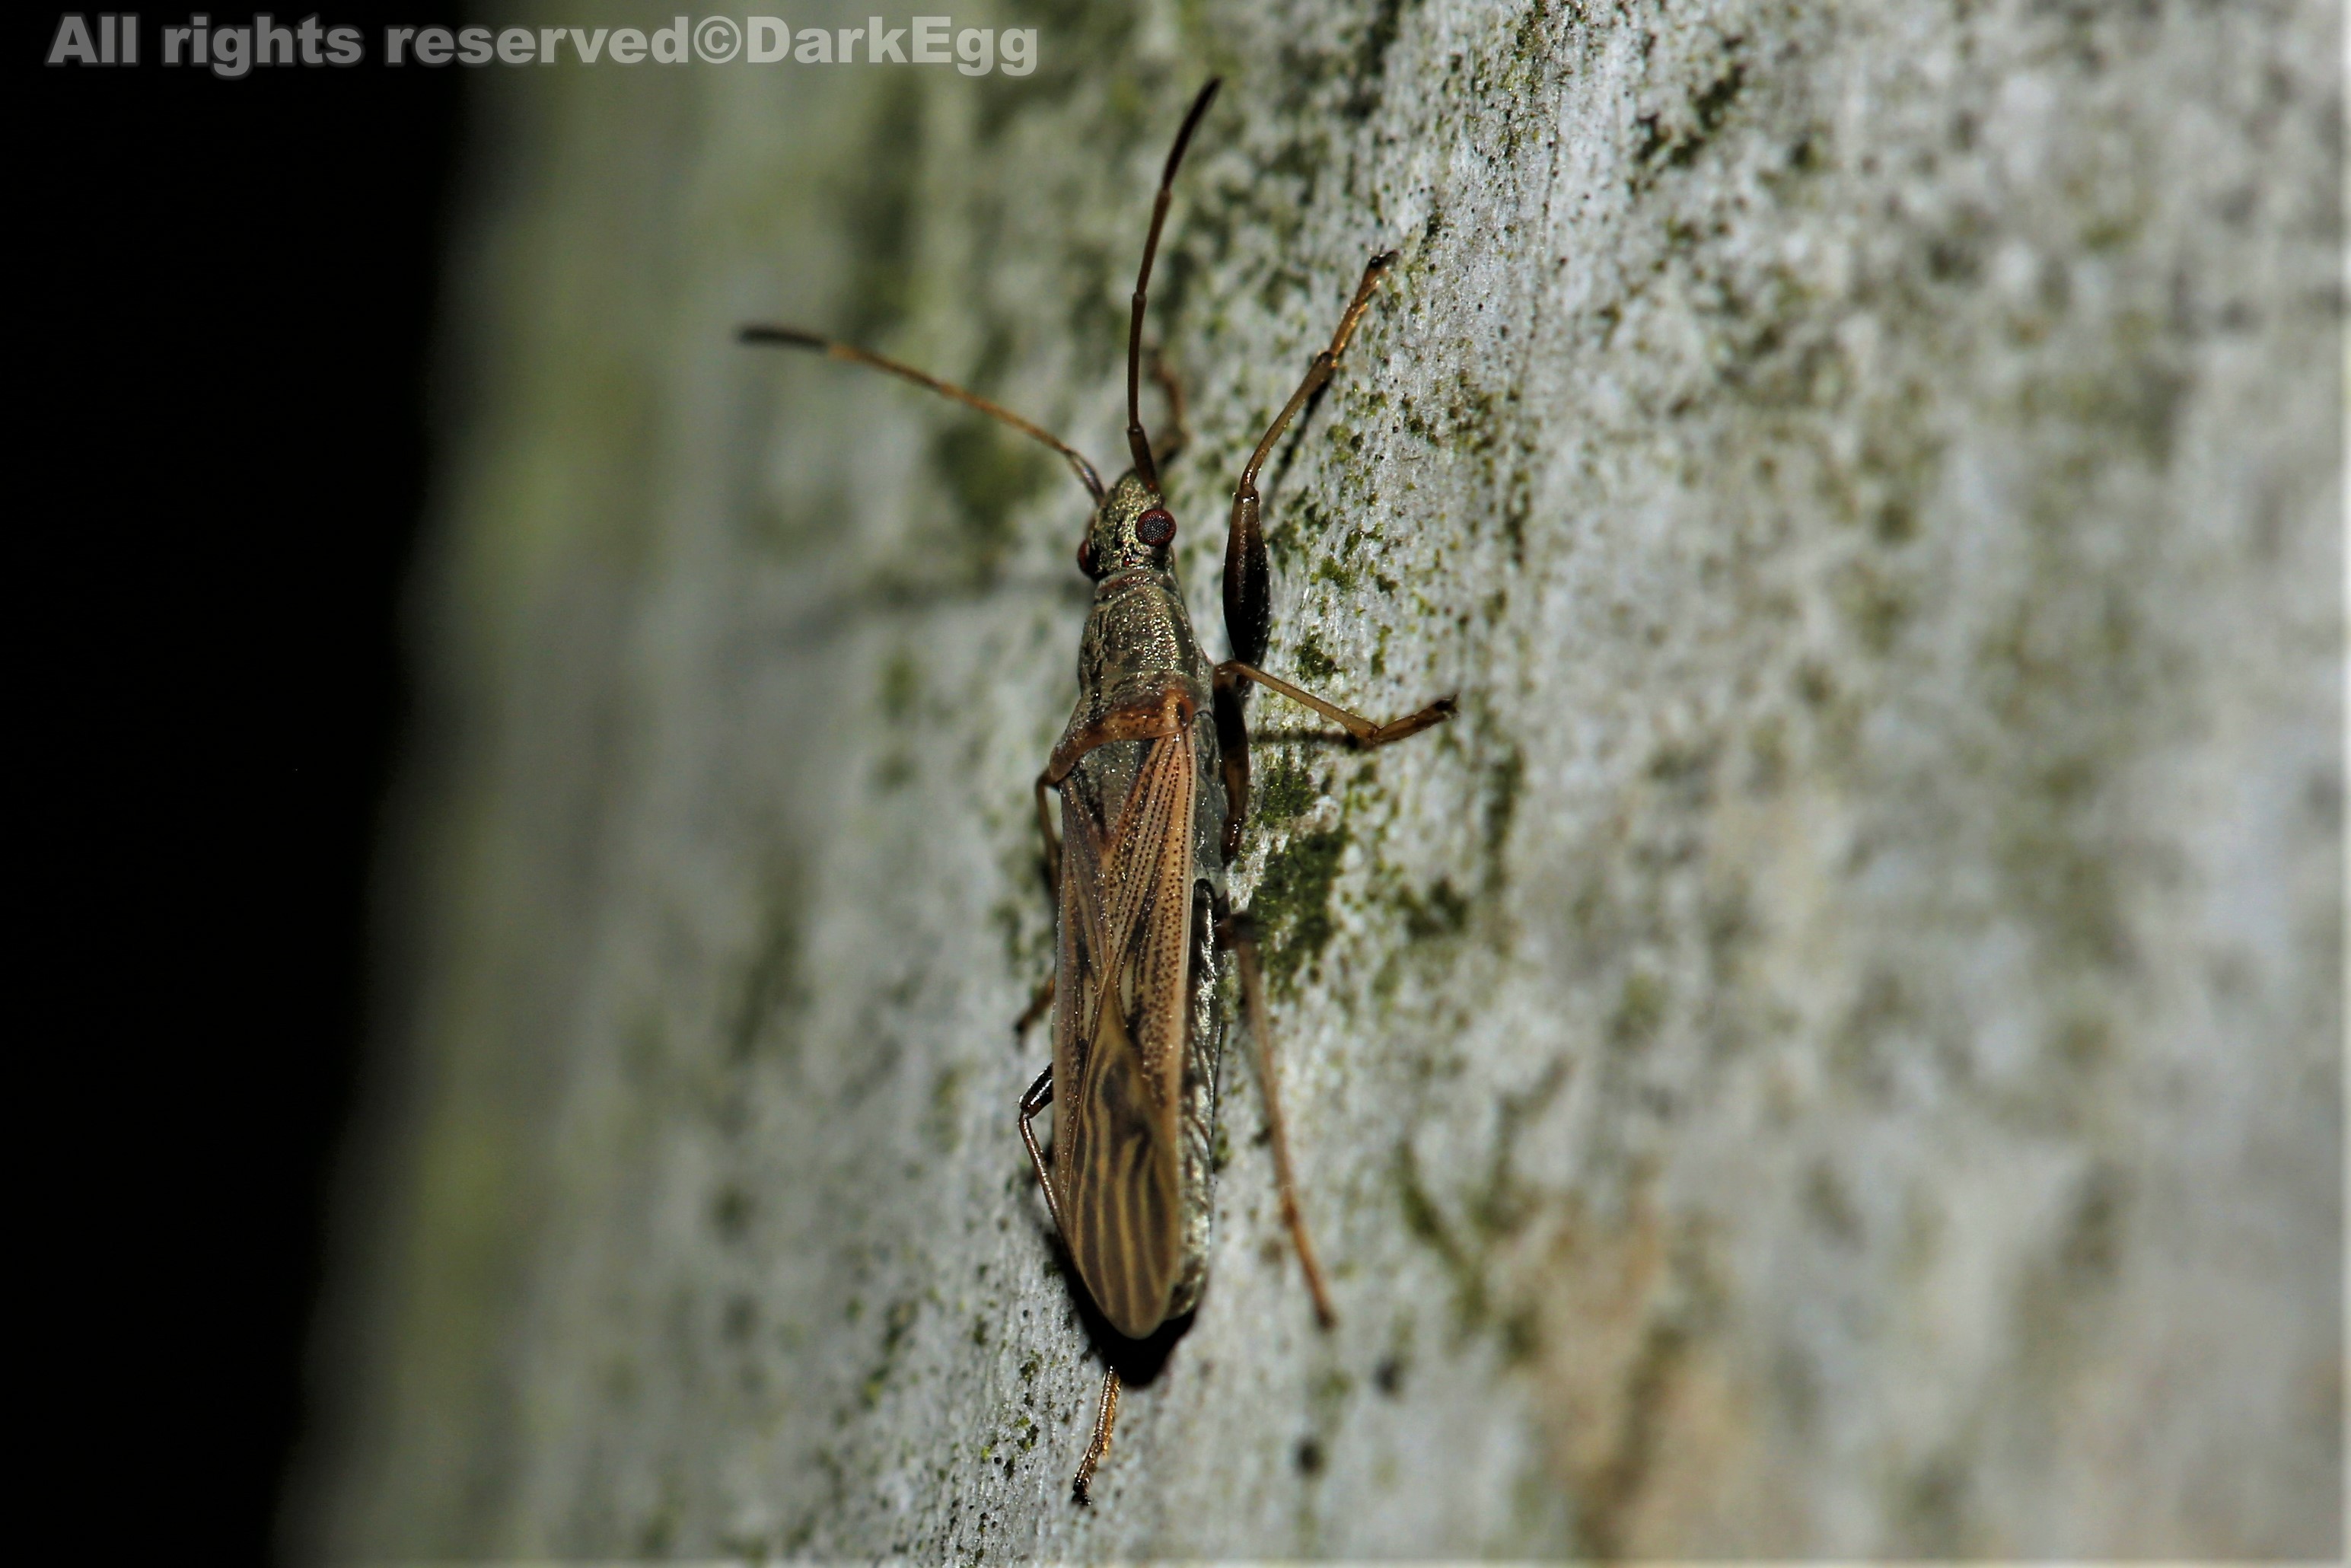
741, 78, 1453, 1501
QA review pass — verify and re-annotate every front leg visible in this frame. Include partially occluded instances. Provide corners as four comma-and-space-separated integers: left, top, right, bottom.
1212, 251, 1435, 865
1222, 251, 1397, 674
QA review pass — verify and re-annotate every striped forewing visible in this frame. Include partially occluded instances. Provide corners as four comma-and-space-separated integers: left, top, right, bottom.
1052, 728, 1199, 1339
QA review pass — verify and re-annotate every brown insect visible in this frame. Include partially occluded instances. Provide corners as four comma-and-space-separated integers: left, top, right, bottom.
742, 78, 1452, 1501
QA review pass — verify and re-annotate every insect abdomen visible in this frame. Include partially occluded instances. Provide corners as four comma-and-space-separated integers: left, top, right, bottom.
1066, 1018, 1183, 1337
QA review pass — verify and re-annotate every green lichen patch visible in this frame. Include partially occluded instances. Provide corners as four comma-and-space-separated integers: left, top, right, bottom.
1313, 551, 1363, 594
929, 418, 1050, 580
708, 1184, 754, 1244
1607, 971, 1668, 1054
1399, 877, 1470, 941
1342, 0, 1408, 123
1289, 630, 1341, 685
1830, 558, 1913, 658
859, 1297, 922, 1410
925, 1063, 967, 1154
729, 863, 809, 1065
1480, 744, 1525, 889
1255, 823, 1352, 996
1254, 751, 1320, 827
833, 77, 925, 346
1395, 1139, 1489, 1337
879, 649, 921, 722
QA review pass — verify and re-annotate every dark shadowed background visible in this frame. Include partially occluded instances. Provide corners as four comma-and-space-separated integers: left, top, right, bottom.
24, 13, 459, 1558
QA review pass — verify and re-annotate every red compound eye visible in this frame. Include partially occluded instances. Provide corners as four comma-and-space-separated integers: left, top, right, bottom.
1136, 507, 1176, 547
1076, 537, 1097, 576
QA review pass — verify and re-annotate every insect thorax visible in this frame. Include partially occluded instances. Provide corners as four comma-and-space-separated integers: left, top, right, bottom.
1059, 559, 1226, 890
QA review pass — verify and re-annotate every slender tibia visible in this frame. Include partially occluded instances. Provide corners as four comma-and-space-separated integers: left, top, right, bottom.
1073, 1366, 1123, 1503
1218, 659, 1456, 749
1220, 912, 1337, 1330
1236, 253, 1396, 499
1034, 771, 1063, 894
1012, 973, 1056, 1038
1223, 251, 1398, 671
1017, 1066, 1066, 1236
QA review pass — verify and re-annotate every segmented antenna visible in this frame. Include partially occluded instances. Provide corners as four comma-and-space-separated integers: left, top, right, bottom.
739, 324, 1105, 504
1124, 78, 1222, 494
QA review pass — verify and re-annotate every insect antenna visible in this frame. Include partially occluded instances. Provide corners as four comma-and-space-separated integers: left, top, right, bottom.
739, 323, 1106, 504
1124, 78, 1222, 492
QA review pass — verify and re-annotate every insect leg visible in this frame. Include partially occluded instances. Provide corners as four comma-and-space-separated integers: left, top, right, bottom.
1015, 773, 1063, 1039
1222, 250, 1397, 674
1212, 671, 1255, 862
1218, 658, 1456, 749
1011, 972, 1056, 1039
1216, 907, 1337, 1330
1018, 1066, 1069, 1237
1072, 1366, 1122, 1503
1211, 661, 1454, 858
1021, 1070, 1125, 1507
1034, 770, 1062, 897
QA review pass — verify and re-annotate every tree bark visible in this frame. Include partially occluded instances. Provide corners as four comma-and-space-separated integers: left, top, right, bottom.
304, 0, 2341, 1558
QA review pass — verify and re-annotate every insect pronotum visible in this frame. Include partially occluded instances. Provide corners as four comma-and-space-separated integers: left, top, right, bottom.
741, 78, 1454, 1502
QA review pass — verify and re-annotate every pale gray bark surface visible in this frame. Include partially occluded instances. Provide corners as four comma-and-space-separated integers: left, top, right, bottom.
304, 0, 2342, 1560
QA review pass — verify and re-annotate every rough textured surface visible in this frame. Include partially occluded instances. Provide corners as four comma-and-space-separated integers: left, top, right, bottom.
302, 0, 2343, 1560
